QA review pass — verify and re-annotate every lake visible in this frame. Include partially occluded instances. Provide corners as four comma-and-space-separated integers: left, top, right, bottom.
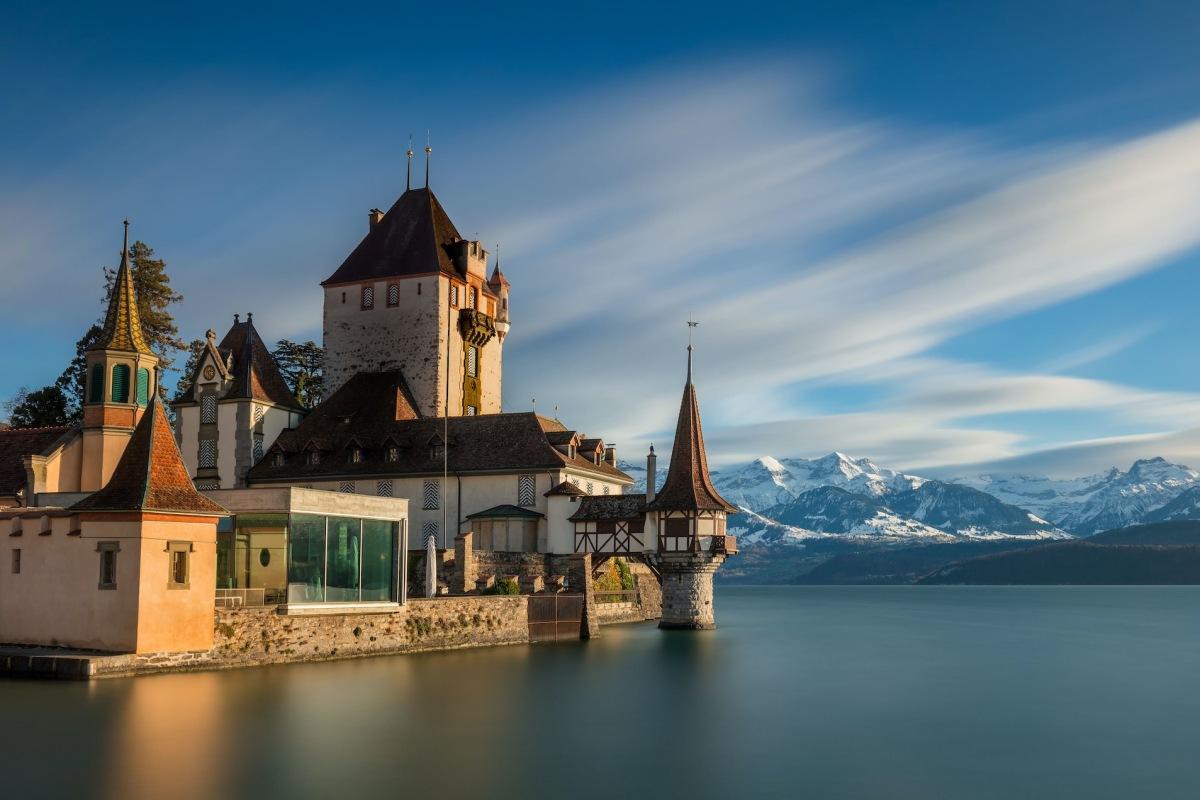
3, 586, 1199, 799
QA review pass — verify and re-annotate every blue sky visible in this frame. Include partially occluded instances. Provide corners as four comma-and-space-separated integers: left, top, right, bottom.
3, 1, 1200, 477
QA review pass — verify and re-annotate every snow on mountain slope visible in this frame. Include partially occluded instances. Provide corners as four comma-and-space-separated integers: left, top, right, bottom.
710, 452, 924, 511
952, 458, 1200, 535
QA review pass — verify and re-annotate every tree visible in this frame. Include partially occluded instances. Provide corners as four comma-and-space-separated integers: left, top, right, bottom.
272, 339, 325, 408
57, 240, 186, 416
172, 339, 209, 400
5, 386, 72, 428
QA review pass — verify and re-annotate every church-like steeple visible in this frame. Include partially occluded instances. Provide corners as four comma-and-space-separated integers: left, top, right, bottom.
646, 346, 737, 513
91, 220, 152, 355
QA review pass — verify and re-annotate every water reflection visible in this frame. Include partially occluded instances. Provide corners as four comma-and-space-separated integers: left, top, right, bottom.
4, 588, 1200, 800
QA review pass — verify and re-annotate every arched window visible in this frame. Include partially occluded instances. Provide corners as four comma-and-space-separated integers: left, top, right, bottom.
136, 368, 150, 406
111, 364, 131, 403
88, 363, 104, 404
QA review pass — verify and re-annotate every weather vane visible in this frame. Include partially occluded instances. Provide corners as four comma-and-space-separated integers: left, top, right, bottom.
687, 316, 699, 347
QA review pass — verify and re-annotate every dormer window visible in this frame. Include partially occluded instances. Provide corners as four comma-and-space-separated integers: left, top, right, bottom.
272, 452, 285, 467
386, 446, 399, 462
350, 448, 363, 464
307, 450, 321, 466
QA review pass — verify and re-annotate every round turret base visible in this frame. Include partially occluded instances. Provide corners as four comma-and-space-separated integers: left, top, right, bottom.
657, 552, 726, 630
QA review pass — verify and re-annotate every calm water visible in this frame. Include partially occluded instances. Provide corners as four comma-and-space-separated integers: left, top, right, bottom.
3, 586, 1199, 799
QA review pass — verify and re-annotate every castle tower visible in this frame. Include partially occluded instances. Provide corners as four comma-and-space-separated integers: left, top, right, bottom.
646, 346, 738, 630
80, 222, 160, 492
488, 259, 512, 343
320, 186, 507, 417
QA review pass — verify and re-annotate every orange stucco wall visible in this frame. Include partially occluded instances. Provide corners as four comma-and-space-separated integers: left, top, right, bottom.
0, 512, 217, 653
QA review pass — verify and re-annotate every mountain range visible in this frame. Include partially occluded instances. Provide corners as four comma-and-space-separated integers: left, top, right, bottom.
620, 452, 1200, 545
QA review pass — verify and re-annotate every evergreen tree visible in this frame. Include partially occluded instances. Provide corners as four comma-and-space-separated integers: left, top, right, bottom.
272, 339, 324, 408
4, 386, 72, 428
57, 240, 185, 416
172, 339, 209, 400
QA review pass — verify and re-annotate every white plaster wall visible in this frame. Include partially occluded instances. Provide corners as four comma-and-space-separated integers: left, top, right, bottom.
176, 405, 199, 477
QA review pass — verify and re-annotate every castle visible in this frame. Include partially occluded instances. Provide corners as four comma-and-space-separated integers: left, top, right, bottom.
0, 164, 737, 670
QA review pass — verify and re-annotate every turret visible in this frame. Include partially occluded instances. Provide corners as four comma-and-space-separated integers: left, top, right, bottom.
489, 261, 511, 342
80, 221, 160, 491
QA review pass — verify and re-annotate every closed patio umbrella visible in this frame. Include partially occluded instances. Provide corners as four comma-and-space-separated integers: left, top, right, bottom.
425, 530, 437, 599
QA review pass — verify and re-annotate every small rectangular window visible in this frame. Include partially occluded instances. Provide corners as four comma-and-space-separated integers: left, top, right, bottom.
450, 285, 459, 307
11, 549, 20, 574
387, 283, 400, 307
421, 520, 439, 547
167, 542, 190, 589
98, 542, 119, 590
361, 285, 375, 309
198, 438, 217, 468
339, 481, 355, 493
386, 446, 399, 462
423, 479, 440, 510
200, 395, 217, 424
465, 405, 477, 416
466, 345, 478, 378
377, 480, 394, 497
518, 474, 536, 507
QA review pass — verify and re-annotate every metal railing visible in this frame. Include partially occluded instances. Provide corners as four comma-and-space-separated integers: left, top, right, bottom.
215, 588, 267, 609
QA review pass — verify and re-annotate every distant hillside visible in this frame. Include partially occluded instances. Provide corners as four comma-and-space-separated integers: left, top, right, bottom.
796, 540, 1042, 585
1089, 519, 1200, 546
918, 542, 1200, 585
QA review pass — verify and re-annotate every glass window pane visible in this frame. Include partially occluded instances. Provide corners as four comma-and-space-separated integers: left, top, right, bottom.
361, 520, 395, 602
287, 514, 326, 603
237, 514, 289, 604
325, 516, 361, 602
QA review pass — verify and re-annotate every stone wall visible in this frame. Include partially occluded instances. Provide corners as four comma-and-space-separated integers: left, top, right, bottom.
659, 553, 725, 630
207, 596, 529, 669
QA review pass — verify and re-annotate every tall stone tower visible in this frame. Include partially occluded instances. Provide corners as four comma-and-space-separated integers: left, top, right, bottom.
80, 222, 160, 491
320, 185, 508, 417
645, 347, 738, 630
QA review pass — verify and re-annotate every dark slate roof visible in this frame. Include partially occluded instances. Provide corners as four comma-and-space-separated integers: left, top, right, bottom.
217, 317, 300, 408
323, 188, 464, 286
175, 317, 301, 409
0, 426, 72, 497
246, 370, 632, 483
545, 480, 585, 497
569, 494, 648, 522
645, 351, 737, 513
466, 504, 545, 520
70, 398, 227, 516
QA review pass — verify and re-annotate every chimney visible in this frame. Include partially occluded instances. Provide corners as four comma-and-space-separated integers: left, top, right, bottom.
368, 208, 384, 229
604, 445, 616, 466
646, 444, 657, 502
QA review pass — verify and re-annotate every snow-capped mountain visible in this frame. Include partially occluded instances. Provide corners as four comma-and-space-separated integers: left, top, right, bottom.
620, 450, 1199, 545
952, 457, 1200, 536
711, 452, 924, 509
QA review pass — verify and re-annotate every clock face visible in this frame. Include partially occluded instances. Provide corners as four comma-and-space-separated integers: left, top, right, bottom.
202, 365, 216, 381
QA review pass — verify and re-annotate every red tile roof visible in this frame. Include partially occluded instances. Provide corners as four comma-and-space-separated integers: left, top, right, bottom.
69, 398, 227, 516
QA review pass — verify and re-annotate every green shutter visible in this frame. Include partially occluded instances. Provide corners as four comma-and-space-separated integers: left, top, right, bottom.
88, 363, 104, 404
111, 364, 130, 403
136, 368, 150, 406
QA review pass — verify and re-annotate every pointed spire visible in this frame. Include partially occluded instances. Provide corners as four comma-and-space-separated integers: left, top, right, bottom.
406, 134, 414, 191
424, 131, 432, 188
69, 395, 227, 515
645, 346, 736, 513
90, 219, 152, 354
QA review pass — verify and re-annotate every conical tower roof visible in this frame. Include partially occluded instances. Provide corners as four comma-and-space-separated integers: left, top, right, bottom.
645, 348, 737, 513
70, 395, 227, 516
90, 221, 153, 354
